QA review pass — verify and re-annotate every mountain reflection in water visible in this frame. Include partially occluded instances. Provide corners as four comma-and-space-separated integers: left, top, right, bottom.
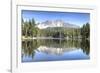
22, 39, 90, 62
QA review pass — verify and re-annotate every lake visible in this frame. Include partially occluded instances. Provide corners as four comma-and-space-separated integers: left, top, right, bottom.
21, 39, 90, 62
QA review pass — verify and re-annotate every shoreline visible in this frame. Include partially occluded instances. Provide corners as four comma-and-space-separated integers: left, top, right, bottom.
22, 36, 83, 40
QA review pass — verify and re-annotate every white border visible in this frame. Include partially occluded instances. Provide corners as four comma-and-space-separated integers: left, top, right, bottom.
12, 1, 97, 73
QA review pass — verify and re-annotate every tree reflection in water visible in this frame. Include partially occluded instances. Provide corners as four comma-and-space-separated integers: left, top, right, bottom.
22, 39, 90, 62
81, 39, 90, 55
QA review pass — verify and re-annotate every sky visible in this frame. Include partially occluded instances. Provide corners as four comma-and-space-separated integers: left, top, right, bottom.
22, 10, 90, 27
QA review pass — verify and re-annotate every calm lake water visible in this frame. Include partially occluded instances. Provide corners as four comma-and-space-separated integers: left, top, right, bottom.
22, 39, 90, 62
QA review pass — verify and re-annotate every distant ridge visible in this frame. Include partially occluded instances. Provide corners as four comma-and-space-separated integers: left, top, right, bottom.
36, 20, 80, 29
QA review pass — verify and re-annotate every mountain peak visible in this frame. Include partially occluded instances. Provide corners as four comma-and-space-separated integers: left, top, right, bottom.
36, 20, 80, 29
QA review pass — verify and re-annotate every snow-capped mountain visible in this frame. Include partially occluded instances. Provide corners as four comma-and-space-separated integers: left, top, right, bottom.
36, 20, 80, 29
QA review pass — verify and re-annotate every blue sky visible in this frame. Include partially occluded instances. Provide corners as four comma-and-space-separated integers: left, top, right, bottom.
22, 10, 90, 27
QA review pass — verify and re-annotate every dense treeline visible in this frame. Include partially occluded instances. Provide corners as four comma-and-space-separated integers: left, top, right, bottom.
81, 23, 90, 39
22, 18, 37, 37
22, 18, 90, 39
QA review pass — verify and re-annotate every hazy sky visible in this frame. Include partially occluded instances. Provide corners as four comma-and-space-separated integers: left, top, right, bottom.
22, 10, 90, 27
